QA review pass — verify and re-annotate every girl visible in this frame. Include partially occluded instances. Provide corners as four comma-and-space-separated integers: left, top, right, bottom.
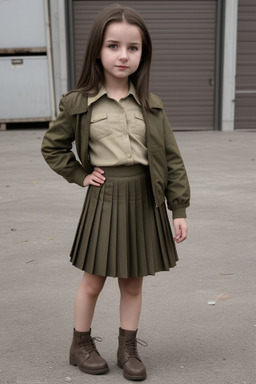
42, 4, 190, 381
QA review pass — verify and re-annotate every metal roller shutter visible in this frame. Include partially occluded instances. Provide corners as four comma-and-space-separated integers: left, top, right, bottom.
235, 0, 256, 130
72, 0, 216, 130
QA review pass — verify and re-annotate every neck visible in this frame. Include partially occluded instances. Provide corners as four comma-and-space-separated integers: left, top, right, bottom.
104, 77, 129, 101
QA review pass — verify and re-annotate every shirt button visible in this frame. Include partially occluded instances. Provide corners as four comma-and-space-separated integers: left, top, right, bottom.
120, 110, 125, 114
123, 131, 128, 136
127, 154, 132, 158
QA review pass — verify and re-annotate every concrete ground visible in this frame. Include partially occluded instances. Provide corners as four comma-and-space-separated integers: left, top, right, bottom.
0, 129, 255, 384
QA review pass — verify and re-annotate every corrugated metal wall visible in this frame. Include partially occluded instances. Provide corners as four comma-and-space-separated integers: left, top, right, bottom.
235, 0, 256, 130
72, 0, 217, 130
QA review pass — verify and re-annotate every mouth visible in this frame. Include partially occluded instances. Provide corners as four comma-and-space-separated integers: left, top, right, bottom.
116, 66, 129, 70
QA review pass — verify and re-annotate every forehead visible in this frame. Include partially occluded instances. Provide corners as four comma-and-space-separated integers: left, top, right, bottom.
103, 22, 142, 42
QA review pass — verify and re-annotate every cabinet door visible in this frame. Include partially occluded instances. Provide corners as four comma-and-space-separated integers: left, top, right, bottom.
0, 0, 46, 48
0, 56, 51, 119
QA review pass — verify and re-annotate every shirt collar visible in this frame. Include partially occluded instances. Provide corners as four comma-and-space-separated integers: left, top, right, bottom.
128, 82, 141, 105
88, 85, 107, 106
87, 82, 141, 107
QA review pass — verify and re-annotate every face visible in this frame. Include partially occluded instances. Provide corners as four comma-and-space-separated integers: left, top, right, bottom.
100, 22, 142, 84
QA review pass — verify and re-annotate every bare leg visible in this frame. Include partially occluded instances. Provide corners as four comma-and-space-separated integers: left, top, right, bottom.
118, 277, 143, 330
74, 271, 106, 332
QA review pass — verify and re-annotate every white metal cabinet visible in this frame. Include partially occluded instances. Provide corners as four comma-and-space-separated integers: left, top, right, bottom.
0, 56, 52, 119
0, 0, 54, 128
0, 0, 46, 48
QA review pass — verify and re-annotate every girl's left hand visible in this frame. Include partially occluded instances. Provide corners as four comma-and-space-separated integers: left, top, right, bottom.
173, 218, 188, 243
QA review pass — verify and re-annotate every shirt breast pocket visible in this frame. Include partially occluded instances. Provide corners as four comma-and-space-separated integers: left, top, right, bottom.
90, 113, 111, 141
130, 112, 146, 138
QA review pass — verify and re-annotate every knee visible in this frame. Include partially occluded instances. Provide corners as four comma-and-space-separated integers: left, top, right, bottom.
82, 274, 105, 298
119, 278, 143, 297
86, 282, 103, 298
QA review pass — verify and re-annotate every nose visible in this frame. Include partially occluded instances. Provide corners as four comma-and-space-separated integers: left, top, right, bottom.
119, 47, 128, 61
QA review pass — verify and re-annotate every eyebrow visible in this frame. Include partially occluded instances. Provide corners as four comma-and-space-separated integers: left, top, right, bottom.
106, 39, 141, 46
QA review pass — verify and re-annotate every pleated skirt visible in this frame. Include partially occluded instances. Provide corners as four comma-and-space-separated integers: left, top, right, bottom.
70, 164, 178, 278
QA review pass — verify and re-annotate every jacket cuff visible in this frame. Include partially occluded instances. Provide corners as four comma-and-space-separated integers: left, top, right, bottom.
68, 168, 88, 187
172, 207, 187, 219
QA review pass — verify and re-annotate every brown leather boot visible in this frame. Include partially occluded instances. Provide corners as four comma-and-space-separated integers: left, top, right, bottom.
117, 328, 147, 381
69, 329, 109, 375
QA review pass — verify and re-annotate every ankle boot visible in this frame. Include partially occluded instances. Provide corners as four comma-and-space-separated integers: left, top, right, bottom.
117, 327, 147, 381
69, 329, 109, 375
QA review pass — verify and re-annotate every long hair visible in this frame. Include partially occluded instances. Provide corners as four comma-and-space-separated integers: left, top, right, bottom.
74, 4, 152, 111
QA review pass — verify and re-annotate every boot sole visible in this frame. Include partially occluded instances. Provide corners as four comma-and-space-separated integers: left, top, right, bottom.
117, 360, 146, 381
70, 357, 109, 375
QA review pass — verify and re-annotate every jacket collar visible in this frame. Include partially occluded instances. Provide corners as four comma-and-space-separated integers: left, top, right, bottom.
148, 92, 163, 110
66, 91, 89, 115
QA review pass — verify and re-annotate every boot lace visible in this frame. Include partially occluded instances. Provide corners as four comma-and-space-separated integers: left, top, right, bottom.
80, 335, 103, 354
124, 338, 147, 359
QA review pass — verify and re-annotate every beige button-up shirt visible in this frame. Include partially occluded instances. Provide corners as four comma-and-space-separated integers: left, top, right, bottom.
88, 83, 148, 167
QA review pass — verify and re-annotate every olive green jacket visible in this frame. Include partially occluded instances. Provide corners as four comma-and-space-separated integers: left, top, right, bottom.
41, 91, 190, 218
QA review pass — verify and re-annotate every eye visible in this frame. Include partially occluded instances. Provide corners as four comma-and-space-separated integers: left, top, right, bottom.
108, 44, 118, 50
129, 46, 138, 52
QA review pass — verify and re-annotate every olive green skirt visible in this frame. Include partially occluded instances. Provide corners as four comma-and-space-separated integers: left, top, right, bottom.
70, 165, 178, 278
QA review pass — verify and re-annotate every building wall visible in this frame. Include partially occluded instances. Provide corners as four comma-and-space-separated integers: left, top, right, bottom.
72, 0, 217, 130
235, 0, 256, 130
222, 0, 238, 131
50, 0, 255, 131
49, 0, 69, 112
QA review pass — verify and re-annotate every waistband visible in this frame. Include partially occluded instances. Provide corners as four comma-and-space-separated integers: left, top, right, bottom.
101, 164, 148, 178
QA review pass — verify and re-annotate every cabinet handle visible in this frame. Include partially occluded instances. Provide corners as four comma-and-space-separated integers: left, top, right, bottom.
11, 59, 24, 66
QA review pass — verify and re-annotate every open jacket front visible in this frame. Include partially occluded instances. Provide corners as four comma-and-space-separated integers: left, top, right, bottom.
41, 91, 190, 219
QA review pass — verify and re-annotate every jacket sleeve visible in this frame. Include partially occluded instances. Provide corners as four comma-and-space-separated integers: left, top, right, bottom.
41, 97, 88, 186
162, 111, 190, 218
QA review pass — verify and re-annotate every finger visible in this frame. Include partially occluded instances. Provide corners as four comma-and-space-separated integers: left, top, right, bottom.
92, 170, 106, 182
92, 173, 106, 183
173, 224, 181, 240
174, 233, 182, 242
173, 230, 181, 242
176, 228, 188, 243
94, 167, 105, 174
89, 180, 102, 187
176, 234, 186, 243
89, 175, 105, 186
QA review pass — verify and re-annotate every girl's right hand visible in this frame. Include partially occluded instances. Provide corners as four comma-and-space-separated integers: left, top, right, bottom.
83, 167, 106, 187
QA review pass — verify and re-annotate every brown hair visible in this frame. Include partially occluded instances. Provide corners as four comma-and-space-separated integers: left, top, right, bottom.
74, 4, 152, 110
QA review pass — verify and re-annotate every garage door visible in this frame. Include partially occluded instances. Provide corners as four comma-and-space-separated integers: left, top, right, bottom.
235, 0, 256, 130
72, 0, 216, 130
